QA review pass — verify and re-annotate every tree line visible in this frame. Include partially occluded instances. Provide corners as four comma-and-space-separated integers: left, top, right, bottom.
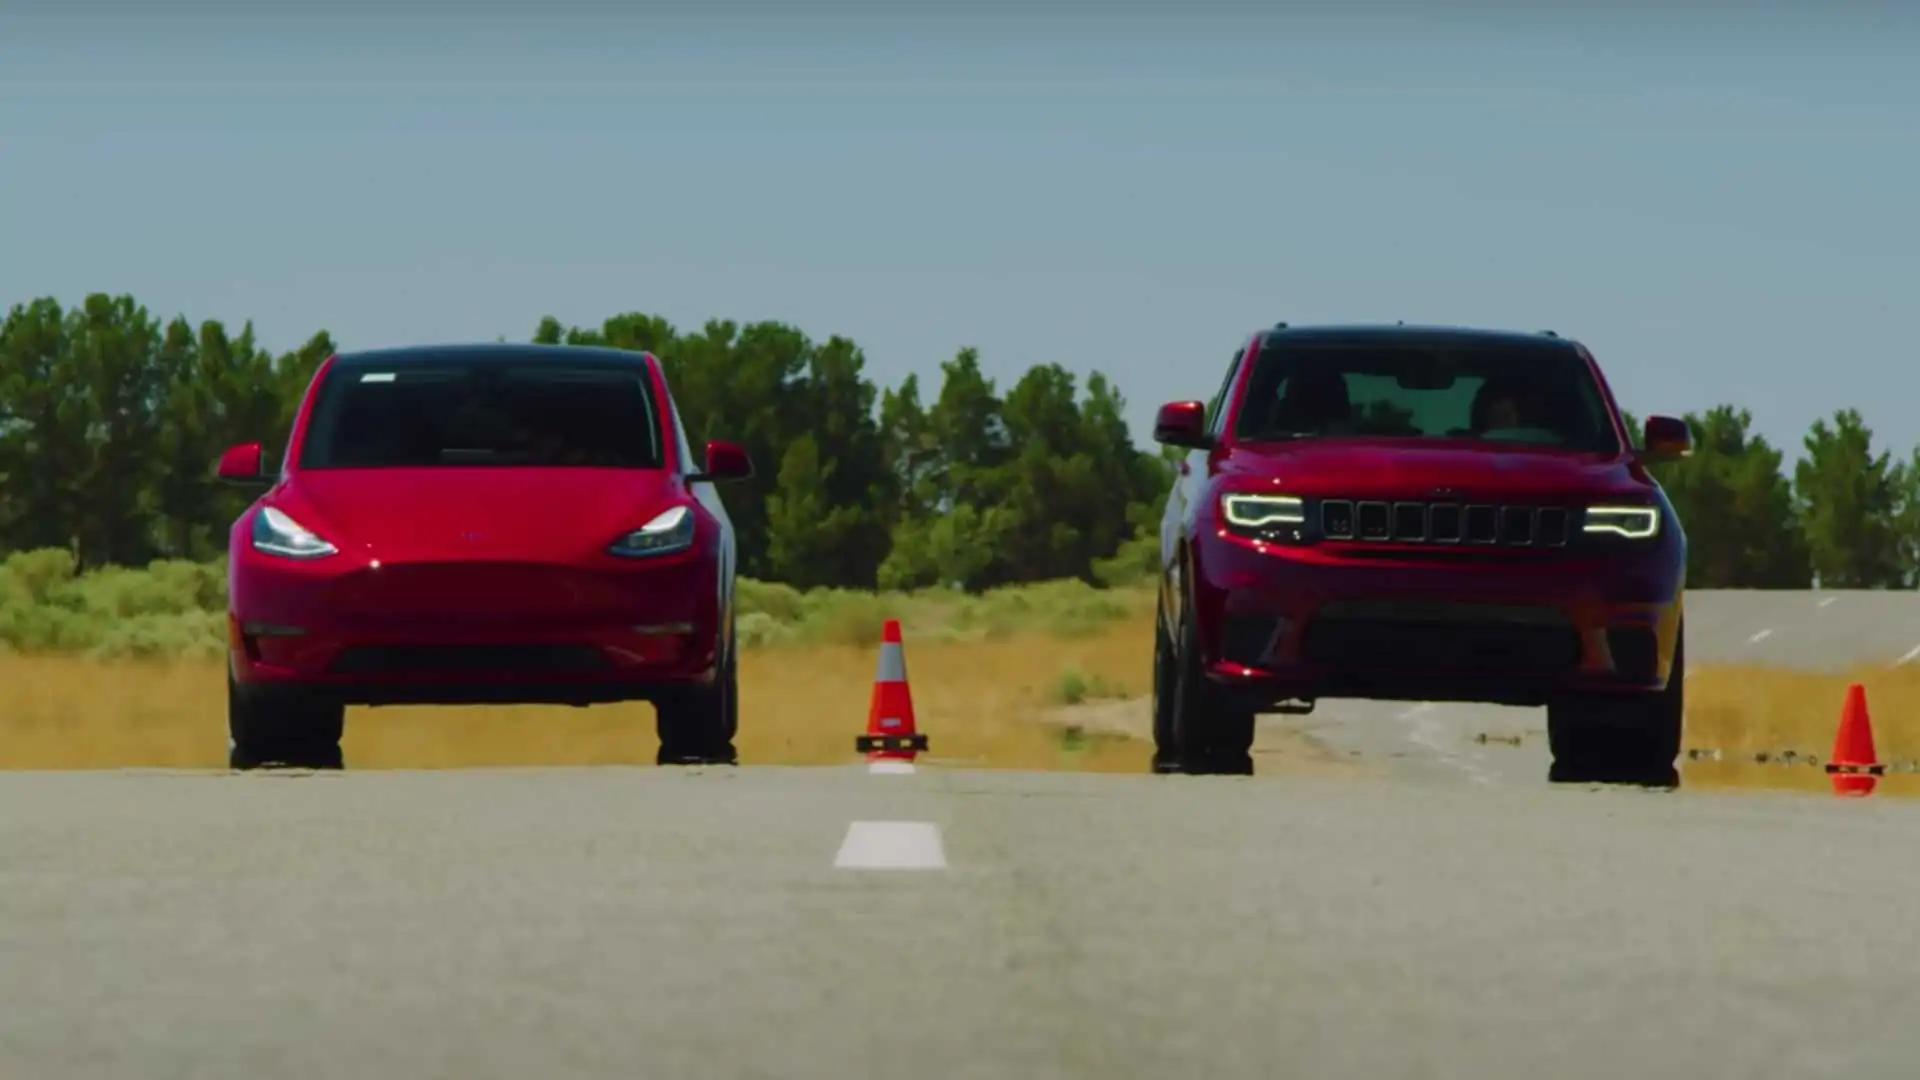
0, 294, 1170, 591
1625, 405, 1920, 589
0, 292, 1912, 590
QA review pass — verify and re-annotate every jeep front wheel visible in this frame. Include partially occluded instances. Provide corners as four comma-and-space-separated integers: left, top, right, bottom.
1546, 630, 1684, 788
1150, 603, 1181, 773
1170, 592, 1257, 775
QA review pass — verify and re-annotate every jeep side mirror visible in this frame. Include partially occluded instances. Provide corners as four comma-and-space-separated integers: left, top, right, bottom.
1640, 415, 1692, 462
1154, 400, 1212, 449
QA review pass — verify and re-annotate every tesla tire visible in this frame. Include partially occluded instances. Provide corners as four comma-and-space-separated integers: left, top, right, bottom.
227, 672, 346, 770
1546, 626, 1684, 788
656, 619, 739, 766
1170, 587, 1256, 776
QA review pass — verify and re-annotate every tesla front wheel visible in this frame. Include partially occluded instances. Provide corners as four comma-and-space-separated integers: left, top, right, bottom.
655, 627, 739, 767
227, 673, 346, 770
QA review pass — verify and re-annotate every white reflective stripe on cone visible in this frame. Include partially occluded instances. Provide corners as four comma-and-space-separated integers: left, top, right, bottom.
874, 642, 907, 683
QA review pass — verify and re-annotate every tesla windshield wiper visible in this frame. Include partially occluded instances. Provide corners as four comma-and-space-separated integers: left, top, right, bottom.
439, 448, 509, 463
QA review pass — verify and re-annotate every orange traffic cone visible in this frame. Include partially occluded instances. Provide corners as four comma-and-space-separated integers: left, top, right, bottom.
855, 619, 929, 762
1825, 683, 1884, 797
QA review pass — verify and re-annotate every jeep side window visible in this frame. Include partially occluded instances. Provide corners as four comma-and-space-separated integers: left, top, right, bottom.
1203, 348, 1243, 436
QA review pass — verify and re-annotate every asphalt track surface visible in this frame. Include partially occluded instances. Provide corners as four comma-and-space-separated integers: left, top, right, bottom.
6, 589, 1920, 1079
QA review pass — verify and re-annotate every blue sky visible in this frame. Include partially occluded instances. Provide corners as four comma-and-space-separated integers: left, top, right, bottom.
3, 9, 1915, 463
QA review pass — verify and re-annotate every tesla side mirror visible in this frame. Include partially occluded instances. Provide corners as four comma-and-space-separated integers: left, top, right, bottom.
692, 439, 754, 483
1640, 415, 1692, 462
1153, 400, 1212, 449
215, 442, 269, 485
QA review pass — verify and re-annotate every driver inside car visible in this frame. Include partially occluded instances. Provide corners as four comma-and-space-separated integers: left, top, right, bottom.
1469, 377, 1552, 435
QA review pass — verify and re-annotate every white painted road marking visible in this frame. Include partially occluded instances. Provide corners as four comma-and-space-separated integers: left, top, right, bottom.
1397, 704, 1495, 786
868, 760, 917, 775
834, 821, 947, 870
1819, 596, 1839, 608
1749, 629, 1773, 644
1896, 644, 1920, 667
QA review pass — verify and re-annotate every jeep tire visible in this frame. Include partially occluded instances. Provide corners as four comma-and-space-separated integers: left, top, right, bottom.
1546, 625, 1684, 788
1150, 602, 1182, 773
1169, 586, 1257, 775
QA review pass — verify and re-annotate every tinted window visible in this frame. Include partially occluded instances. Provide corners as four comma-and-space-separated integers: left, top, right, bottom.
1204, 347, 1242, 435
299, 360, 663, 469
1233, 339, 1618, 453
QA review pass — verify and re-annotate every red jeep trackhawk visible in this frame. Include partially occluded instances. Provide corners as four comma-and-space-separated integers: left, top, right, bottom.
1151, 323, 1691, 784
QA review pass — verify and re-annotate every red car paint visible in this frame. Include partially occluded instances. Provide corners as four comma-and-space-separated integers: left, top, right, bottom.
219, 343, 753, 707
1154, 323, 1692, 712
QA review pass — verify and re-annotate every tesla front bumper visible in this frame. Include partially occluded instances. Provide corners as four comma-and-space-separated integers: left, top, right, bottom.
228, 552, 723, 706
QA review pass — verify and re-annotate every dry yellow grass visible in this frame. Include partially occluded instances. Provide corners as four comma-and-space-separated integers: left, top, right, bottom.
1683, 663, 1920, 760
6, 608, 1918, 796
0, 616, 1163, 773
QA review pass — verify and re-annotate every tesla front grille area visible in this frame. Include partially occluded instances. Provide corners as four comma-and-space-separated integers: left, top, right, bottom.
326, 644, 614, 676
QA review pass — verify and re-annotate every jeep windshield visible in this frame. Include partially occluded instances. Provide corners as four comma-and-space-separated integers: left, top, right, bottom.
1233, 338, 1621, 454
298, 358, 665, 469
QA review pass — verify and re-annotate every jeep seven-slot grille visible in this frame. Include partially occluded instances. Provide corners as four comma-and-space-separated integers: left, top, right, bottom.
1318, 499, 1571, 547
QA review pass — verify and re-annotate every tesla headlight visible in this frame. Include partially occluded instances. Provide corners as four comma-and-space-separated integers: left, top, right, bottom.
609, 505, 696, 557
1221, 494, 1307, 529
251, 507, 338, 559
1583, 505, 1660, 540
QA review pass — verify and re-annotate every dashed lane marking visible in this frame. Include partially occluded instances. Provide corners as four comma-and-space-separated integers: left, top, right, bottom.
834, 821, 947, 870
868, 760, 917, 775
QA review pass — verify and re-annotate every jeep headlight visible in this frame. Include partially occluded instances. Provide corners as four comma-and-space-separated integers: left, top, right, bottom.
1222, 494, 1307, 530
1583, 505, 1660, 540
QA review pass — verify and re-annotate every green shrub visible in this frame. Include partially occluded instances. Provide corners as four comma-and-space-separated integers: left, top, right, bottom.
1090, 527, 1159, 588
0, 546, 1152, 658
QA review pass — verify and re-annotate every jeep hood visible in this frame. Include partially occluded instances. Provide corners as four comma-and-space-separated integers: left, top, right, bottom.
1220, 438, 1651, 502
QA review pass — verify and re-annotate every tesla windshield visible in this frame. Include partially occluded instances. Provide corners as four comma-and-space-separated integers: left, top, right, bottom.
298, 359, 665, 469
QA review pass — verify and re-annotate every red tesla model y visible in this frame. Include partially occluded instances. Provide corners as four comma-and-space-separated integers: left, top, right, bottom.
216, 343, 754, 771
